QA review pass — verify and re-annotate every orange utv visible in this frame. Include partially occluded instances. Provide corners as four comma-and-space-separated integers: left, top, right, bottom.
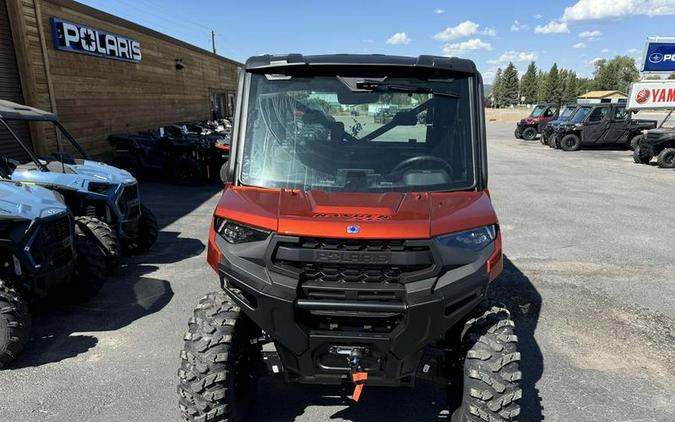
177, 54, 521, 422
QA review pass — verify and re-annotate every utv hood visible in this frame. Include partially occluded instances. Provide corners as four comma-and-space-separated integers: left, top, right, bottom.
12, 159, 136, 191
646, 128, 675, 142
215, 187, 497, 239
0, 180, 68, 220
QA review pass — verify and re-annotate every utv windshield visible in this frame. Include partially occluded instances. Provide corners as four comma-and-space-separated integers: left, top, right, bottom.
570, 106, 592, 123
559, 106, 577, 120
239, 74, 476, 193
530, 105, 547, 118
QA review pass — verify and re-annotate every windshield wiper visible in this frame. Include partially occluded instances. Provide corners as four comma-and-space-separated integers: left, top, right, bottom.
356, 81, 459, 98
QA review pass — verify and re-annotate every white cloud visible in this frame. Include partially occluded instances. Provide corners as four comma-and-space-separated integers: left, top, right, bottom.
386, 32, 411, 45
510, 20, 529, 31
487, 50, 538, 65
587, 57, 604, 65
534, 20, 569, 33
433, 20, 480, 41
579, 30, 602, 40
573, 42, 586, 49
627, 48, 640, 53
601, 48, 610, 53
442, 38, 492, 56
481, 27, 497, 36
563, 0, 675, 21
533, 13, 544, 19
434, 9, 445, 14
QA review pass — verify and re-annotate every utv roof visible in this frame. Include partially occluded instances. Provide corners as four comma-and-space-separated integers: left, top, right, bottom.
0, 99, 57, 122
245, 54, 477, 75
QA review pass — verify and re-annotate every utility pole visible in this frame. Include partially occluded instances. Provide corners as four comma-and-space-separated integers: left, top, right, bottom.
211, 30, 216, 54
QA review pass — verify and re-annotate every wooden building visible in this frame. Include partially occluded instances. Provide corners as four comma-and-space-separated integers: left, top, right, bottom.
0, 0, 241, 160
577, 90, 628, 105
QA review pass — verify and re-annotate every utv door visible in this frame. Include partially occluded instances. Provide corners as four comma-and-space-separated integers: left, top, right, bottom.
538, 106, 559, 131
602, 106, 630, 144
581, 107, 610, 144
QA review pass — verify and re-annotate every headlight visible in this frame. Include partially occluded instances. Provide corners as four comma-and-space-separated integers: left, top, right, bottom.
437, 226, 496, 251
214, 217, 270, 244
88, 182, 112, 194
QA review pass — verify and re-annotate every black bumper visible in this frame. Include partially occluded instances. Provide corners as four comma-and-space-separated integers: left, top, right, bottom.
213, 234, 493, 387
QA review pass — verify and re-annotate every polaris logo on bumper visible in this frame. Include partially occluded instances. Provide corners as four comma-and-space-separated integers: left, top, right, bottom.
315, 251, 390, 264
51, 18, 142, 63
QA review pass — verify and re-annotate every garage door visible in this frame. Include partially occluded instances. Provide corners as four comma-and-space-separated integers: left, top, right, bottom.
0, 0, 31, 162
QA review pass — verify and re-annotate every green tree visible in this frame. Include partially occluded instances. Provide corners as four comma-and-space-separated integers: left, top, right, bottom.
536, 70, 547, 103
562, 72, 578, 104
501, 62, 520, 106
492, 68, 503, 107
520, 62, 538, 104
593, 56, 639, 92
668, 73, 675, 80
544, 63, 563, 104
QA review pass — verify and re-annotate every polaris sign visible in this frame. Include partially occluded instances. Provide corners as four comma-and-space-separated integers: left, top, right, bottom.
51, 18, 142, 63
641, 40, 675, 73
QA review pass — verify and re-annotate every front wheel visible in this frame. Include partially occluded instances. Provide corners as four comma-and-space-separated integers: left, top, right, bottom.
67, 221, 108, 303
521, 127, 537, 141
74, 216, 120, 271
0, 283, 30, 369
560, 134, 581, 151
656, 147, 675, 168
514, 129, 521, 139
177, 292, 263, 422
124, 205, 158, 254
453, 305, 521, 422
629, 134, 643, 151
633, 145, 652, 164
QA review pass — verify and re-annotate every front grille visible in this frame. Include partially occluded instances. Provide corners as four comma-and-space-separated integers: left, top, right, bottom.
118, 184, 140, 217
273, 237, 436, 333
29, 215, 73, 270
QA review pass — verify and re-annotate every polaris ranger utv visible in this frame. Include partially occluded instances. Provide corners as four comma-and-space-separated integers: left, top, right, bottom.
552, 103, 657, 151
0, 165, 108, 368
108, 124, 230, 185
514, 103, 559, 140
633, 110, 675, 168
0, 100, 157, 258
541, 104, 578, 145
178, 54, 520, 422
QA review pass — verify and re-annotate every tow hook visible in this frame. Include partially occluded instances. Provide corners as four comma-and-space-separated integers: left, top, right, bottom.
336, 347, 368, 403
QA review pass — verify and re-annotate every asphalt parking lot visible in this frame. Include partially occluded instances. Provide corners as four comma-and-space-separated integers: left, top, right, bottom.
1, 121, 674, 422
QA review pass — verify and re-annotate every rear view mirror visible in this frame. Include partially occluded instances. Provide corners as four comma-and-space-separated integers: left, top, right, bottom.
337, 91, 381, 105
393, 111, 418, 126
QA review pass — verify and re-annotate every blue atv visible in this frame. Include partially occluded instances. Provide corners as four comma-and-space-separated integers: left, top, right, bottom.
0, 163, 108, 367
0, 100, 158, 264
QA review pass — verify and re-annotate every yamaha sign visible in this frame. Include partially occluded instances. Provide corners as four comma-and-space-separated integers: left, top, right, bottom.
641, 39, 675, 73
51, 17, 142, 63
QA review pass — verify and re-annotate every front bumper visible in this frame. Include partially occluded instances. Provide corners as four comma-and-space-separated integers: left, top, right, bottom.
209, 233, 499, 387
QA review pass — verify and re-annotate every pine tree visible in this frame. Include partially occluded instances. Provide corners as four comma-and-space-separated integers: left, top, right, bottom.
501, 63, 520, 106
562, 73, 578, 104
669, 73, 675, 80
492, 68, 503, 107
544, 63, 562, 104
520, 62, 538, 105
537, 70, 547, 103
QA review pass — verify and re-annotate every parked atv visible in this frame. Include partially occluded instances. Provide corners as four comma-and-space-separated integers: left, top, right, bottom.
541, 104, 578, 145
178, 54, 520, 422
108, 124, 230, 185
0, 100, 157, 259
633, 110, 675, 168
515, 103, 559, 140
552, 103, 657, 151
0, 171, 108, 368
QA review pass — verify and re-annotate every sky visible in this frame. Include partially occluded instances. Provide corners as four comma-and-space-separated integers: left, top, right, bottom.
78, 0, 675, 82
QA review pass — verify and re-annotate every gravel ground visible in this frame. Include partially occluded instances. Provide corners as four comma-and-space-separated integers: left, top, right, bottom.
1, 121, 674, 422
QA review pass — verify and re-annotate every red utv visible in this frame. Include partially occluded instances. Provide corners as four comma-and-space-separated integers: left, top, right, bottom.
178, 54, 521, 422
515, 103, 559, 140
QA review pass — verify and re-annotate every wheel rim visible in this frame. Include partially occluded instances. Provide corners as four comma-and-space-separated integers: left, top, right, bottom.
565, 138, 576, 149
666, 153, 675, 166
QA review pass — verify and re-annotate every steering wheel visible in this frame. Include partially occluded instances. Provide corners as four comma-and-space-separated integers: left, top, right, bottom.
392, 155, 454, 177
